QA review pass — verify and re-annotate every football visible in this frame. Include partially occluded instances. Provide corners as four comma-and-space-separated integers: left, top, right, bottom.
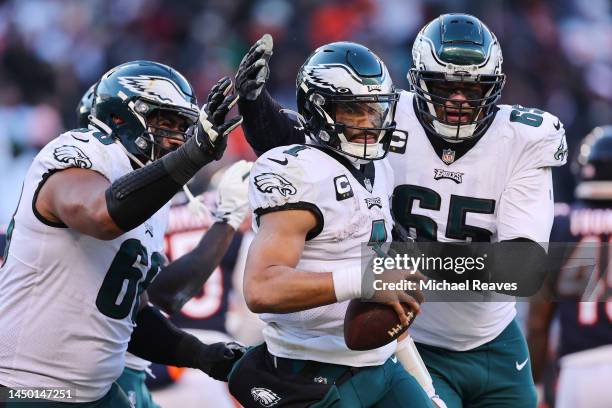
343, 300, 416, 351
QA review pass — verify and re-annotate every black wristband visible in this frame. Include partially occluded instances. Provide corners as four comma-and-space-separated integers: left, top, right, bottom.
161, 134, 214, 185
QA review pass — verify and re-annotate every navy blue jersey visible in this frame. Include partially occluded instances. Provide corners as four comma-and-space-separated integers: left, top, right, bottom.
551, 201, 612, 357
163, 201, 242, 334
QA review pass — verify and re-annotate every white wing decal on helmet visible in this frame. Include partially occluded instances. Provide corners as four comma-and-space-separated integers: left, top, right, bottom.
118, 75, 193, 109
254, 173, 297, 197
302, 64, 390, 95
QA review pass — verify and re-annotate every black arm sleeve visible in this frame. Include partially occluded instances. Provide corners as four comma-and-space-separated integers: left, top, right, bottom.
147, 222, 235, 314
238, 89, 307, 156
127, 305, 207, 368
105, 134, 215, 232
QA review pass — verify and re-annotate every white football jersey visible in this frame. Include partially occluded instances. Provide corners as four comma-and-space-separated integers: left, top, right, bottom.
389, 91, 567, 350
0, 128, 169, 401
249, 144, 397, 366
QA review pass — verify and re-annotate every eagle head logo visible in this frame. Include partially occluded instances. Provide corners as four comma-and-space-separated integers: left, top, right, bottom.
53, 145, 92, 169
254, 173, 297, 197
250, 387, 281, 407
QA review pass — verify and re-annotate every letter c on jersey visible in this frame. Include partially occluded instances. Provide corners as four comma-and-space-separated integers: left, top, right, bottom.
334, 175, 354, 201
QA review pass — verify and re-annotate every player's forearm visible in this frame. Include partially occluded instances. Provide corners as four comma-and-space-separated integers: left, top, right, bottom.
148, 222, 235, 315
238, 90, 306, 156
244, 266, 337, 313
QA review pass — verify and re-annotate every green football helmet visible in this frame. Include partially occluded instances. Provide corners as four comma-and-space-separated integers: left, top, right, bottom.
76, 84, 96, 128
296, 42, 398, 162
91, 60, 199, 163
574, 125, 612, 200
409, 14, 505, 140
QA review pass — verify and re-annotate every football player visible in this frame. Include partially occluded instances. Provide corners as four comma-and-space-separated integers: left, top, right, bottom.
77, 85, 252, 408
0, 60, 244, 406
235, 14, 567, 407
528, 126, 612, 408
235, 42, 433, 408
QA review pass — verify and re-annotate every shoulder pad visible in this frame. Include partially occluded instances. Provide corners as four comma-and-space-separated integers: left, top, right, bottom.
250, 144, 325, 212
498, 104, 568, 168
35, 129, 118, 180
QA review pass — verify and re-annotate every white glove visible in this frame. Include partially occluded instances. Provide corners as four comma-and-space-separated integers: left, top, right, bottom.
214, 160, 253, 230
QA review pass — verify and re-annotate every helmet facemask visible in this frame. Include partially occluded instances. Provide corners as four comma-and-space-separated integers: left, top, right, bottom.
121, 98, 198, 163
410, 70, 504, 140
409, 14, 506, 141
305, 90, 398, 162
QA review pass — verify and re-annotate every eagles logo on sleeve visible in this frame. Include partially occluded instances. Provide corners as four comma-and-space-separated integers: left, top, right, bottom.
254, 173, 297, 197
53, 145, 93, 169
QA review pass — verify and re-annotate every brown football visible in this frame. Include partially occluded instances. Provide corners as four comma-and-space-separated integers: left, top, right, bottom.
343, 300, 416, 351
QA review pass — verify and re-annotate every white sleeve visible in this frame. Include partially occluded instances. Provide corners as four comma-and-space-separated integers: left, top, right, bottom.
248, 150, 324, 238
498, 111, 567, 243
497, 162, 554, 243
36, 131, 114, 181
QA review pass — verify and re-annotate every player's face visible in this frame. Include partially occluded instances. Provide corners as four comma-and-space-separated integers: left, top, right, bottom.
147, 110, 193, 154
334, 102, 387, 144
429, 82, 485, 125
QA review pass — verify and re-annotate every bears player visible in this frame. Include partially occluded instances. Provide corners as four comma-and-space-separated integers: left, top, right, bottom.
234, 42, 433, 408
234, 14, 567, 407
528, 126, 612, 408
0, 60, 244, 406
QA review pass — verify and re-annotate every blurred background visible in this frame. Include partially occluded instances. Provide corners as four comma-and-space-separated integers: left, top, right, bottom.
0, 1, 609, 406
0, 0, 610, 224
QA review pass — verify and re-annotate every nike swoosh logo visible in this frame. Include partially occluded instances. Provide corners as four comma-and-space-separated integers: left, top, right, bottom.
554, 120, 561, 131
515, 358, 529, 371
268, 157, 288, 165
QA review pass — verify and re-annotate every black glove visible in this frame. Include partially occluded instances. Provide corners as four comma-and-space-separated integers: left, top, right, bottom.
198, 341, 246, 382
235, 34, 273, 101
194, 76, 243, 160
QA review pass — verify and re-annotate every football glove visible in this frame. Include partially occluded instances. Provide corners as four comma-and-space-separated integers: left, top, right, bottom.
199, 341, 246, 382
214, 160, 253, 230
195, 76, 243, 160
235, 34, 273, 101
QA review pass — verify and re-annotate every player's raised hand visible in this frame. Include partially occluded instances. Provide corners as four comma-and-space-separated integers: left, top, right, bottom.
195, 76, 243, 160
235, 34, 273, 101
198, 341, 246, 382
214, 160, 253, 230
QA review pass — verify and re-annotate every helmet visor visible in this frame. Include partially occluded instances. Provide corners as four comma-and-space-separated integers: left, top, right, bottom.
332, 99, 392, 144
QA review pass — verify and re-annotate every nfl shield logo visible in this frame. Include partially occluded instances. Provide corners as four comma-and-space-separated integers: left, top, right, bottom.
442, 149, 455, 164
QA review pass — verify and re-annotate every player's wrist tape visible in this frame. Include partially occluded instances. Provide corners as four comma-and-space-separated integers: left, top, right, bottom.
332, 266, 362, 302
396, 336, 436, 397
